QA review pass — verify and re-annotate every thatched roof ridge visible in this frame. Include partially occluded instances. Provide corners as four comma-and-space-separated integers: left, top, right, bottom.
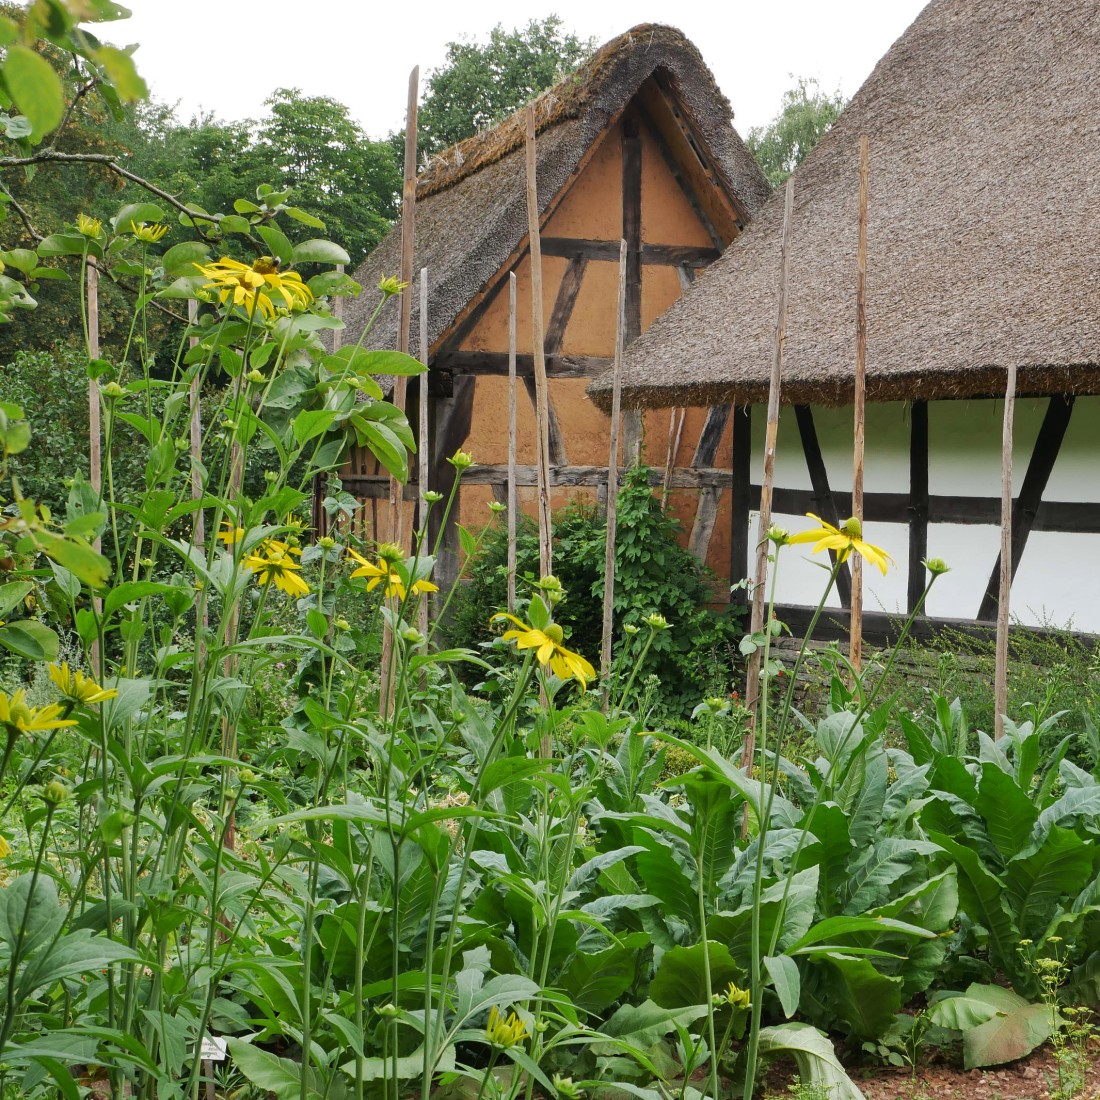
589, 0, 1100, 411
345, 24, 770, 362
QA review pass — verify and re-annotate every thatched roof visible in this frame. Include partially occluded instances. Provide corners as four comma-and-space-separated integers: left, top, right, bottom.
344, 24, 770, 362
589, 0, 1100, 411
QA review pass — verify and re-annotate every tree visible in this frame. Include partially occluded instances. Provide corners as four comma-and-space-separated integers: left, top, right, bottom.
746, 78, 847, 188
413, 17, 595, 160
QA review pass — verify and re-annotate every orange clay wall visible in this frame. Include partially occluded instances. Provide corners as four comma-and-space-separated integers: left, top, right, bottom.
453, 118, 737, 586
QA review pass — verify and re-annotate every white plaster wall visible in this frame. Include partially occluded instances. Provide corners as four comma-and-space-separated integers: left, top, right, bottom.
746, 397, 1100, 631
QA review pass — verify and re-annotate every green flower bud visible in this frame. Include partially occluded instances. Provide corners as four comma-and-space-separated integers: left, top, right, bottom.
101, 381, 126, 400
43, 780, 69, 805
923, 557, 950, 575
644, 612, 670, 631
318, 536, 336, 550
423, 490, 443, 504
247, 369, 266, 384
447, 449, 474, 471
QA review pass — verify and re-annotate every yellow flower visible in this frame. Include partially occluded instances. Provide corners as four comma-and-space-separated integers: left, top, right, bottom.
491, 613, 596, 688
130, 221, 168, 243
0, 833, 9, 859
486, 1006, 528, 1048
76, 213, 102, 238
245, 539, 310, 597
788, 513, 894, 576
196, 256, 313, 320
724, 981, 751, 1009
48, 662, 119, 705
346, 548, 438, 600
0, 689, 76, 734
378, 274, 408, 298
217, 521, 245, 546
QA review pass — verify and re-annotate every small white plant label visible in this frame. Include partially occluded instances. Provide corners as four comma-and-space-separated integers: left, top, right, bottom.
199, 1036, 228, 1062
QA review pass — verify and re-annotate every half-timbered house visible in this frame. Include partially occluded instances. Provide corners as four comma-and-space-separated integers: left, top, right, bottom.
340, 25, 770, 587
590, 0, 1100, 637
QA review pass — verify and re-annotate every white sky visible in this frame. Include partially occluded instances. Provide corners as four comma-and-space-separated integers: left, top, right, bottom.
114, 1, 927, 141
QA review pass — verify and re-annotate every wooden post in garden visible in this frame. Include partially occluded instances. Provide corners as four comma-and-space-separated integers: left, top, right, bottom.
418, 265, 431, 637
507, 271, 518, 614
742, 178, 794, 804
661, 408, 686, 510
850, 135, 869, 676
380, 65, 419, 717
525, 104, 553, 579
995, 363, 1017, 740
86, 256, 102, 678
600, 241, 628, 703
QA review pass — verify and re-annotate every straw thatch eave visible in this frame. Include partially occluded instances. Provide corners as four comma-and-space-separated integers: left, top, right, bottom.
343, 24, 770, 367
588, 0, 1100, 412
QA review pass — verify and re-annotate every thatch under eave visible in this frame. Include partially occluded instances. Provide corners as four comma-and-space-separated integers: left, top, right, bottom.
343, 24, 770, 365
589, 0, 1100, 412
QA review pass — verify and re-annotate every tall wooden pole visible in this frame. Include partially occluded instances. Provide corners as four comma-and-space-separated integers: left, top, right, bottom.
850, 135, 870, 676
525, 104, 553, 579
507, 272, 518, 614
661, 408, 686, 510
995, 364, 1017, 740
86, 257, 102, 677
742, 178, 794, 786
600, 240, 628, 702
380, 65, 419, 716
418, 265, 431, 637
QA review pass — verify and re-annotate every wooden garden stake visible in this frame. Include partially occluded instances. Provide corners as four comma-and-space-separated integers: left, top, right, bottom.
661, 408, 686, 510
418, 265, 431, 637
86, 256, 102, 677
995, 363, 1017, 739
380, 65, 419, 716
850, 135, 869, 676
525, 104, 553, 578
507, 271, 518, 614
600, 240, 628, 704
742, 177, 794, 821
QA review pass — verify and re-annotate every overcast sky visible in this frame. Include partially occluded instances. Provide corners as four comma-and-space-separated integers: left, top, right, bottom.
114, 1, 928, 141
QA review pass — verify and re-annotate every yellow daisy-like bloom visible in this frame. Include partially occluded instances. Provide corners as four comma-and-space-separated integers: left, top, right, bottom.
217, 521, 245, 547
0, 833, 10, 859
0, 690, 76, 734
196, 256, 313, 320
490, 613, 596, 688
130, 221, 168, 243
788, 513, 894, 576
724, 981, 751, 1009
48, 662, 119, 705
346, 548, 439, 601
76, 213, 102, 238
245, 539, 310, 598
486, 1006, 529, 1049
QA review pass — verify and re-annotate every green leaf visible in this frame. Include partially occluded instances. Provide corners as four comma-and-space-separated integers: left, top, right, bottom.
36, 533, 110, 588
306, 609, 329, 639
228, 1041, 327, 1100
161, 240, 210, 276
562, 934, 648, 1013
1004, 826, 1091, 938
37, 233, 92, 258
948, 984, 1053, 1069
285, 207, 326, 229
974, 762, 1036, 859
0, 580, 33, 617
0, 620, 59, 661
756, 1023, 867, 1100
256, 225, 294, 264
292, 409, 339, 446
764, 954, 801, 1018
4, 46, 65, 138
92, 45, 147, 101
353, 348, 426, 376
112, 202, 165, 233
291, 238, 349, 265
811, 953, 903, 1039
103, 581, 177, 618
341, 1043, 455, 1083
650, 941, 740, 1009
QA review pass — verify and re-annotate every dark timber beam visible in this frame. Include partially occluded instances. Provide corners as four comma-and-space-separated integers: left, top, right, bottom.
794, 405, 852, 607
908, 401, 929, 613
545, 254, 587, 354
540, 237, 721, 266
977, 395, 1075, 621
692, 405, 731, 467
434, 351, 613, 378
730, 405, 752, 605
622, 116, 642, 343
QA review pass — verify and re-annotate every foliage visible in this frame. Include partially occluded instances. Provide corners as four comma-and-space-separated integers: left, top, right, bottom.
447, 466, 742, 716
746, 77, 847, 188
412, 17, 595, 159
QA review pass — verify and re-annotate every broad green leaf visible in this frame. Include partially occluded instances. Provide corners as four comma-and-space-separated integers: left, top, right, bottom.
103, 581, 177, 618
341, 1043, 455, 1082
0, 619, 59, 661
650, 941, 740, 1009
975, 762, 1036, 859
92, 45, 147, 101
112, 202, 165, 233
0, 580, 33, 617
37, 233, 94, 258
562, 934, 648, 1013
1004, 826, 1091, 938
285, 206, 326, 228
4, 46, 64, 138
228, 1041, 326, 1100
292, 409, 338, 446
161, 240, 210, 275
764, 954, 800, 1018
17, 932, 141, 1000
810, 953, 902, 1039
291, 238, 349, 265
756, 1023, 867, 1100
36, 532, 110, 587
256, 225, 294, 264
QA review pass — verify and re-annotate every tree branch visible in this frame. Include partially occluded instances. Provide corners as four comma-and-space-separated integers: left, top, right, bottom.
0, 179, 44, 243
